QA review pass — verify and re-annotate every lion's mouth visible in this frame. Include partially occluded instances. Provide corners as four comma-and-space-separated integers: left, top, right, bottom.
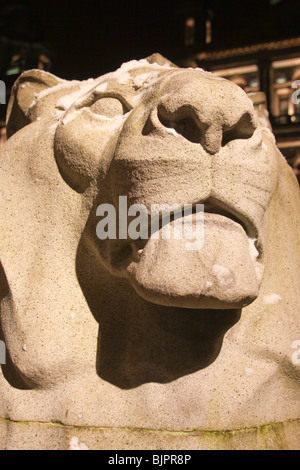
103, 197, 264, 309
110, 198, 262, 268
202, 198, 258, 239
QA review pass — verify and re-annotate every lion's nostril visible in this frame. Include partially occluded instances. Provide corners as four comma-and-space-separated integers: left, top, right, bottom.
157, 105, 206, 144
222, 112, 256, 147
159, 115, 203, 144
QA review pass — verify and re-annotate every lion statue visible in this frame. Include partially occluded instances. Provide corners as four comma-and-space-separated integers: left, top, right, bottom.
0, 54, 299, 450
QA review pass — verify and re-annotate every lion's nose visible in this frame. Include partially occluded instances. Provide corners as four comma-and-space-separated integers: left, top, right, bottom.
157, 106, 256, 154
156, 74, 257, 155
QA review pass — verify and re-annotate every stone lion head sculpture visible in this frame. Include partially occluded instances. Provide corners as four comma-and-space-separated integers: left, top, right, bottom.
0, 54, 299, 449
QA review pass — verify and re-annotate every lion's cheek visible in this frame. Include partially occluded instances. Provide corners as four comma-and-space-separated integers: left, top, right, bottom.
54, 120, 116, 193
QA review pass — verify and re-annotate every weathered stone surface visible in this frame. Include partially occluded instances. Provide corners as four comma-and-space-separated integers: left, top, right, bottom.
0, 418, 299, 451
0, 54, 299, 450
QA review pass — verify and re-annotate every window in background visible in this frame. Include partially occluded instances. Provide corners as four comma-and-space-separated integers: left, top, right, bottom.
212, 65, 260, 93
185, 17, 195, 47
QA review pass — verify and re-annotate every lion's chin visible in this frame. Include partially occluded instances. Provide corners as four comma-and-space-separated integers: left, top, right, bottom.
125, 214, 264, 310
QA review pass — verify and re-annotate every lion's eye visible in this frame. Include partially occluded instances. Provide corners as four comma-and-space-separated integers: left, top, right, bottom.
89, 97, 124, 118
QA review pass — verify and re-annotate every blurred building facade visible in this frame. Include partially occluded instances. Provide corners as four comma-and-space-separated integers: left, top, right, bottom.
182, 39, 300, 183
173, 0, 300, 183
0, 2, 51, 148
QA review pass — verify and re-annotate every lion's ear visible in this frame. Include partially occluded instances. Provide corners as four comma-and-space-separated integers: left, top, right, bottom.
6, 69, 62, 138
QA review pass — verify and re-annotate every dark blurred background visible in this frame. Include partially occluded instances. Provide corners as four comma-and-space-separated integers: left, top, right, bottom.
0, 0, 300, 79
0, 0, 300, 180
